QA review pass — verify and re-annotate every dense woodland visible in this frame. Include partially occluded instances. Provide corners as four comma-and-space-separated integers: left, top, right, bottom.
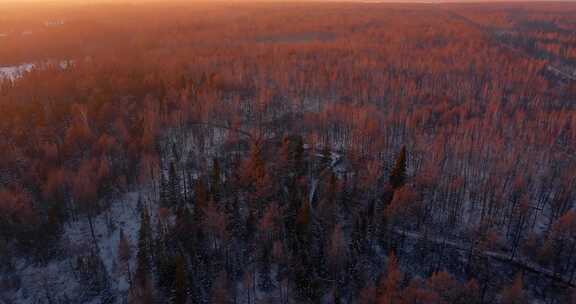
1, 2, 576, 303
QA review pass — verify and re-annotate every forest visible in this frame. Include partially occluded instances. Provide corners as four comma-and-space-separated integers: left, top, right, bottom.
1, 1, 576, 303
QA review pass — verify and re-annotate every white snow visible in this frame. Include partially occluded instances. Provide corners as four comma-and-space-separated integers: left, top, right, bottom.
0, 63, 35, 81
65, 191, 143, 296
0, 60, 74, 82
547, 65, 576, 81
4, 190, 146, 304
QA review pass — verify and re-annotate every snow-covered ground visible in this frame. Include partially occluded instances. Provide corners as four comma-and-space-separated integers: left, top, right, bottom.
546, 65, 576, 81
5, 191, 146, 304
0, 63, 35, 81
0, 60, 73, 82
64, 192, 142, 290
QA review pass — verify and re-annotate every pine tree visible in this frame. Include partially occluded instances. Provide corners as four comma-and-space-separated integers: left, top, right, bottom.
174, 255, 188, 304
389, 146, 407, 190
280, 135, 304, 175
175, 206, 194, 244
193, 180, 208, 223
247, 141, 266, 188
160, 169, 170, 208
245, 209, 257, 242
210, 158, 221, 203
135, 208, 152, 288
226, 196, 243, 240
320, 145, 332, 170
258, 242, 275, 292
45, 205, 63, 242
168, 162, 182, 206
296, 200, 311, 245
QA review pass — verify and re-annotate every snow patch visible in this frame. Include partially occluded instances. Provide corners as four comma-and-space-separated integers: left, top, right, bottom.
0, 60, 74, 82
4, 191, 146, 303
0, 63, 35, 81
45, 20, 65, 27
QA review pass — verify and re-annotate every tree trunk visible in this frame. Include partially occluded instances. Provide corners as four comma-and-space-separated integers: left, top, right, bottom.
87, 210, 100, 253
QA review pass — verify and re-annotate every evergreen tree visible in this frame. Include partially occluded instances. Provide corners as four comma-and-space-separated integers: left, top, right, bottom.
174, 255, 188, 304
389, 146, 407, 190
168, 162, 182, 206
160, 169, 170, 208
296, 200, 311, 247
154, 218, 173, 293
226, 196, 244, 240
258, 242, 275, 292
193, 180, 208, 223
245, 209, 257, 242
135, 208, 152, 287
247, 141, 266, 189
210, 158, 221, 203
320, 145, 332, 171
280, 135, 304, 175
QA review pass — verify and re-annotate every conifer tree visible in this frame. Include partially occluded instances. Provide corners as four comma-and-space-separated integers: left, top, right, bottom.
226, 196, 244, 240
258, 242, 275, 292
320, 145, 332, 170
210, 158, 221, 203
280, 135, 304, 175
168, 162, 181, 206
160, 169, 170, 208
135, 208, 152, 287
247, 141, 266, 188
174, 255, 188, 304
389, 146, 407, 190
296, 200, 311, 245
193, 180, 208, 223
